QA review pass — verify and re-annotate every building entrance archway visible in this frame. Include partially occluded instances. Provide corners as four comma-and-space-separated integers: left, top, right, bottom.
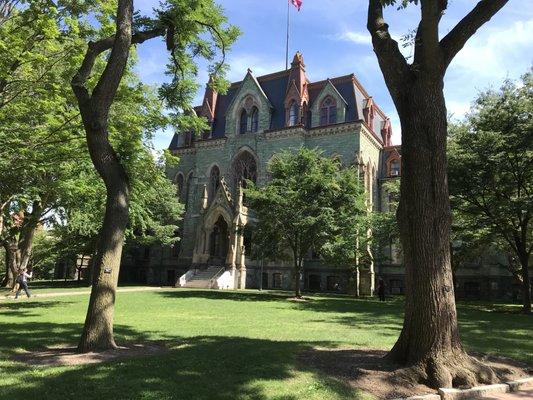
209, 215, 229, 264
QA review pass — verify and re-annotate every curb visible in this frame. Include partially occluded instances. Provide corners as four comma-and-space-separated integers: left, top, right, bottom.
507, 377, 533, 392
438, 384, 508, 400
394, 377, 533, 400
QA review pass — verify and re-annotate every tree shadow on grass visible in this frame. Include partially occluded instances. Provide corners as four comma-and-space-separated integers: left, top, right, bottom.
158, 289, 295, 303
0, 320, 367, 400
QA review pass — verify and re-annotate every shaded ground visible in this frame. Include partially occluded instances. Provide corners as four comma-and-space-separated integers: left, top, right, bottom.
299, 348, 530, 399
12, 341, 169, 366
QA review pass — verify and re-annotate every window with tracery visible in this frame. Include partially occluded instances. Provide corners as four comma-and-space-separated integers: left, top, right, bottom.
209, 165, 220, 203
231, 151, 257, 197
319, 96, 337, 126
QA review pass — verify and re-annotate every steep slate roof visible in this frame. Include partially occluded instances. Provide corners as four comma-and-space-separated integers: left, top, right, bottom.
169, 66, 386, 150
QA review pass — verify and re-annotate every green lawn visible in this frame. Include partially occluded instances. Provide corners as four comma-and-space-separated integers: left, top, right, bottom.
0, 289, 531, 400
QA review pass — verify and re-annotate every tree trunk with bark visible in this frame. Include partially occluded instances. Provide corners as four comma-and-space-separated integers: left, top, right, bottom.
72, 0, 133, 352
366, 0, 509, 389
71, 0, 166, 352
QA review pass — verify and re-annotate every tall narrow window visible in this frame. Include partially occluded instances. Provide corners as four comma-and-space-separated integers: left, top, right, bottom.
250, 107, 259, 133
185, 172, 193, 211
288, 101, 299, 126
319, 96, 337, 126
390, 160, 400, 176
176, 174, 184, 201
209, 165, 220, 203
239, 109, 247, 134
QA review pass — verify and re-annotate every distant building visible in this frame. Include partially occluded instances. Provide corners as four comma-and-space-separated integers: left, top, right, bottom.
120, 52, 527, 301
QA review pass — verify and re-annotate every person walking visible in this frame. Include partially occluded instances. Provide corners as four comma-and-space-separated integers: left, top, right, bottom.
15, 268, 32, 299
377, 278, 386, 302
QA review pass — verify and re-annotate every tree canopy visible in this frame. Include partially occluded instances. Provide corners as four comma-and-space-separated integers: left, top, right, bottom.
448, 70, 533, 313
246, 148, 366, 298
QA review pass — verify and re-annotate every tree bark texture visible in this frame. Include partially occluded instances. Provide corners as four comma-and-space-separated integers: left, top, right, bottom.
72, 0, 134, 352
367, 0, 509, 389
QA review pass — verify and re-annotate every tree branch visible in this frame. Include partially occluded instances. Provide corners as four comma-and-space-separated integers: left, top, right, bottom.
367, 0, 412, 103
440, 0, 509, 69
71, 24, 165, 113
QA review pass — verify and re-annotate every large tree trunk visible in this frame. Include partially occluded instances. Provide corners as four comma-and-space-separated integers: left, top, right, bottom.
73, 0, 134, 353
387, 80, 495, 388
366, 0, 510, 388
78, 153, 129, 351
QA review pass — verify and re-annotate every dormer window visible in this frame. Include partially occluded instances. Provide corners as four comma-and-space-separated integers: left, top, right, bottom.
320, 96, 337, 126
288, 101, 299, 126
250, 107, 259, 133
239, 109, 248, 134
390, 159, 400, 176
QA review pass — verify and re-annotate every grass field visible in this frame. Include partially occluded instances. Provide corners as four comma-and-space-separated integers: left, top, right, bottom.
0, 288, 531, 400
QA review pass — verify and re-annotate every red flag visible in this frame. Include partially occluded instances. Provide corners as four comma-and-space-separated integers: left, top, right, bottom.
291, 0, 302, 11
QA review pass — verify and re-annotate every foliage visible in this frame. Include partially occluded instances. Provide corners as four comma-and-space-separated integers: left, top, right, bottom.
448, 70, 532, 310
246, 148, 366, 295
0, 2, 184, 280
448, 71, 532, 260
369, 179, 400, 265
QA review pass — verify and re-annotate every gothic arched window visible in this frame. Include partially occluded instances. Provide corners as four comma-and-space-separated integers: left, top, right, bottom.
185, 172, 193, 211
288, 101, 299, 126
250, 107, 259, 133
239, 109, 248, 134
319, 96, 337, 126
209, 165, 220, 203
176, 173, 184, 201
232, 151, 257, 197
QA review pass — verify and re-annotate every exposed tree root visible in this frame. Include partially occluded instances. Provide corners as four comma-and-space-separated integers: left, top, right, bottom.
392, 350, 496, 389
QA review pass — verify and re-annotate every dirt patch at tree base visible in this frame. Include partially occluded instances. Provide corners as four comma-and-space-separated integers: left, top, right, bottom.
11, 341, 169, 366
298, 347, 531, 399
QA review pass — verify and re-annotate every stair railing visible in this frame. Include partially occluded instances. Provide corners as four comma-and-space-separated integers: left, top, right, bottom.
208, 267, 225, 288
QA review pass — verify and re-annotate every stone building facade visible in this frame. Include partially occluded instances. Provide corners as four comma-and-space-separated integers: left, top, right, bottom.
120, 52, 527, 300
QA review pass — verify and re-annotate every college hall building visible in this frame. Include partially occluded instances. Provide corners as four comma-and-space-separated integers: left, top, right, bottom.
120, 52, 523, 300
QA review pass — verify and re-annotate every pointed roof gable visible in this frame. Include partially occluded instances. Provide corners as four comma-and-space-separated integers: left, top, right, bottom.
225, 69, 273, 114
310, 78, 349, 108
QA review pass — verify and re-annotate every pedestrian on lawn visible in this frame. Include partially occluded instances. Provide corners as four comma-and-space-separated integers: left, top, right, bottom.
15, 268, 32, 299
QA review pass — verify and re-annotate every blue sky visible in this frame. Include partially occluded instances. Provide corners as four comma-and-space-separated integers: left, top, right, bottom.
134, 0, 533, 149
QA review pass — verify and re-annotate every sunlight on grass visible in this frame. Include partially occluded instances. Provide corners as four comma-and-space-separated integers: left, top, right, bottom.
0, 289, 531, 400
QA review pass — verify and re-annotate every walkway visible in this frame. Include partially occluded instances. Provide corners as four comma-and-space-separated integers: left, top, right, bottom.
1, 286, 166, 300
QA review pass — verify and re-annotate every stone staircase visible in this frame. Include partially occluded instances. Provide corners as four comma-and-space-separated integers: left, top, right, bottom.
182, 266, 225, 289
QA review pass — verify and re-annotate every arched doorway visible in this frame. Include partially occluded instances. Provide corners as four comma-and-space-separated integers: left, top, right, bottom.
209, 215, 229, 264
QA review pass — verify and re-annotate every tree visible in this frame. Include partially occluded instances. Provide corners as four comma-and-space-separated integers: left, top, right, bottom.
0, 0, 91, 286
448, 71, 532, 314
246, 148, 366, 298
367, 0, 509, 387
71, 0, 238, 352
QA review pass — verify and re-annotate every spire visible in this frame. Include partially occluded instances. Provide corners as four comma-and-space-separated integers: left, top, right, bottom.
201, 75, 218, 122
291, 51, 305, 69
285, 52, 309, 126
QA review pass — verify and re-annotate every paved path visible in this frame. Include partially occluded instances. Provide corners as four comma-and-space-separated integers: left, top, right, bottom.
482, 389, 533, 399
1, 286, 166, 300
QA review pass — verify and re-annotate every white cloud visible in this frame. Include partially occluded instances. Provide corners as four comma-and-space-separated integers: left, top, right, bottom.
334, 31, 371, 45
450, 19, 533, 78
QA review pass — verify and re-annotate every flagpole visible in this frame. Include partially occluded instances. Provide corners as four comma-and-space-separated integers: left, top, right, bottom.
285, 0, 290, 70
